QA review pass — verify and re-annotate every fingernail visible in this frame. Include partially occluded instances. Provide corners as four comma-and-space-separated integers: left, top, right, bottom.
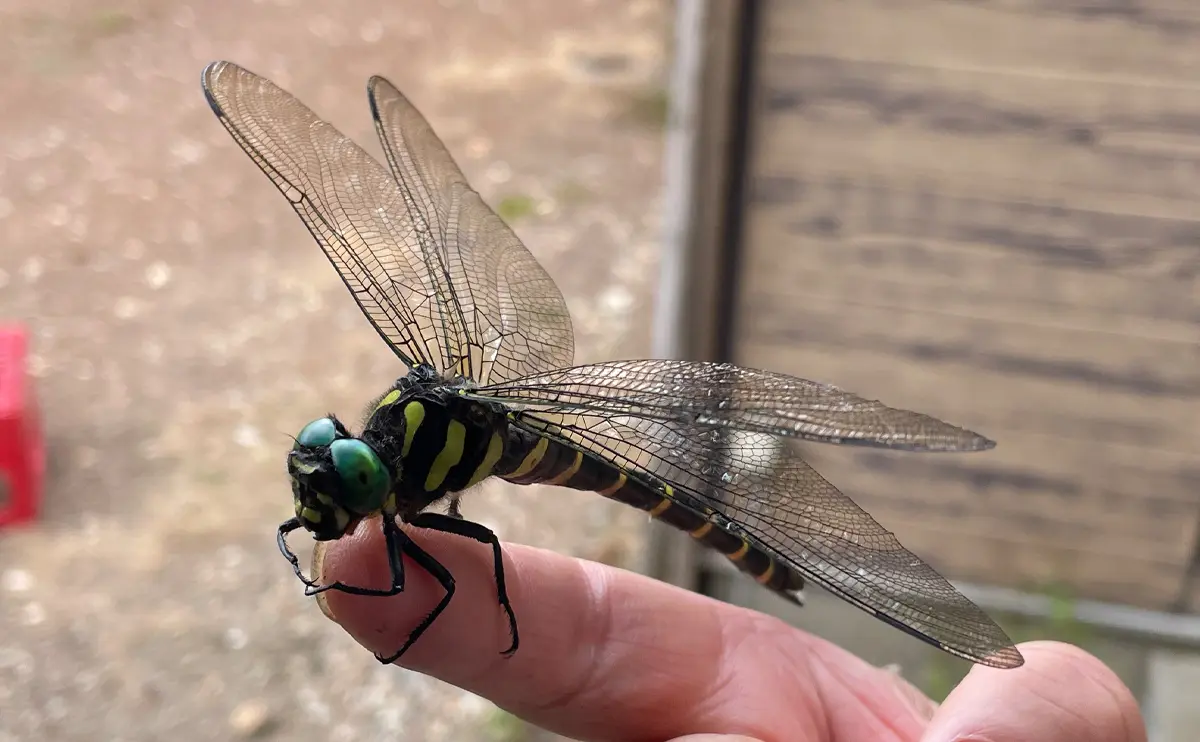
311, 541, 336, 622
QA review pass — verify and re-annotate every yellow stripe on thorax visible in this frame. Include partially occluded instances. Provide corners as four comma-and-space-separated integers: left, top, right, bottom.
424, 420, 466, 491
402, 401, 425, 458
465, 433, 505, 489
375, 389, 402, 410
507, 436, 548, 478
728, 541, 751, 560
543, 450, 583, 486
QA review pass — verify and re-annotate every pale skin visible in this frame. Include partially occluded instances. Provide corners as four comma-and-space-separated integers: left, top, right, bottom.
313, 518, 1147, 742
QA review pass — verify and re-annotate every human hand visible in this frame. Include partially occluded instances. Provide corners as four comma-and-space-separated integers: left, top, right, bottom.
312, 519, 1146, 742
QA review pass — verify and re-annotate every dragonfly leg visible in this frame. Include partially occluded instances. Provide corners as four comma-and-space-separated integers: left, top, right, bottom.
409, 512, 518, 657
277, 517, 409, 597
276, 517, 311, 583
446, 495, 464, 519
375, 533, 456, 664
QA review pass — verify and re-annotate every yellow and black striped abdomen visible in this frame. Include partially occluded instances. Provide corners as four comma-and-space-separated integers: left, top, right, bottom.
495, 428, 805, 603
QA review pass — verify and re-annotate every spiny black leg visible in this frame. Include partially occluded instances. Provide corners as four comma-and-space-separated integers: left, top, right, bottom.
384, 517, 406, 589
446, 495, 464, 519
305, 517, 408, 597
376, 533, 456, 664
277, 518, 311, 584
410, 512, 518, 657
277, 517, 409, 598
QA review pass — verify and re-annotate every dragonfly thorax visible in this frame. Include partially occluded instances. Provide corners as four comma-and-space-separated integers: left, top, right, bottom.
360, 378, 510, 519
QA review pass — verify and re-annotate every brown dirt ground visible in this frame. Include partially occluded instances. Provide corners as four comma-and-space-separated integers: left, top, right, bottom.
0, 2, 671, 740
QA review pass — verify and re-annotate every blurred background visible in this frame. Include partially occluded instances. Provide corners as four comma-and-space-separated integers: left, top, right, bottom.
0, 1, 667, 740
0, 1, 1196, 741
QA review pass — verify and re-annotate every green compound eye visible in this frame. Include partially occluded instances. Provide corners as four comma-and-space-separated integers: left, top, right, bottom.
296, 418, 337, 448
329, 438, 391, 512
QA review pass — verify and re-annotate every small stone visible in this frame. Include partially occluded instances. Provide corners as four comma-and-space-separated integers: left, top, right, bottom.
229, 699, 273, 738
20, 257, 43, 283
169, 138, 207, 166
26, 354, 48, 378
570, 49, 633, 81
20, 602, 46, 626
145, 261, 171, 289
484, 161, 511, 185
233, 423, 263, 449
224, 627, 248, 651
599, 285, 633, 314
1, 569, 32, 592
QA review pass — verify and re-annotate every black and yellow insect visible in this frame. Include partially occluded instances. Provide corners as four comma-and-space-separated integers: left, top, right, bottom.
201, 60, 1023, 670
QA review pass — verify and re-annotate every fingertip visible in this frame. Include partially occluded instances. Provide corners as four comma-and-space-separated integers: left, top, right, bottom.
1022, 641, 1146, 742
315, 516, 509, 664
926, 640, 1146, 742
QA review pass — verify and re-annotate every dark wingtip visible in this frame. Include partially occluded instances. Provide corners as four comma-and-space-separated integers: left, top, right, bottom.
367, 78, 384, 122
200, 60, 230, 117
366, 75, 397, 122
367, 74, 397, 94
971, 433, 998, 452
984, 644, 1025, 669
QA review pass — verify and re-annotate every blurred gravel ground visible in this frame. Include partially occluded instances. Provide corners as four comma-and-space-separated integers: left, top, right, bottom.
0, 1, 670, 740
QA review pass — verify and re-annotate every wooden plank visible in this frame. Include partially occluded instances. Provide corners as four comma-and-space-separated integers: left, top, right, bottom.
739, 289, 1199, 453
763, 0, 1200, 82
753, 60, 1200, 219
753, 54, 1200, 215
743, 189, 1200, 343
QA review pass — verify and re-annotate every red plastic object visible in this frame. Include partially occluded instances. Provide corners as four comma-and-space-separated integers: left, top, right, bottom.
0, 326, 43, 527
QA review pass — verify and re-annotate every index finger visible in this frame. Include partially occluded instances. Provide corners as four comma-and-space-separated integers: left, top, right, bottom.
312, 517, 835, 741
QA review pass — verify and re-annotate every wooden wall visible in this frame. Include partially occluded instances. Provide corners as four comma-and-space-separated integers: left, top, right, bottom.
729, 0, 1200, 610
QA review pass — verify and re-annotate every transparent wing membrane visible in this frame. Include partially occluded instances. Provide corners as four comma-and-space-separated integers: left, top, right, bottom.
368, 76, 574, 383
490, 360, 1019, 668
478, 359, 995, 451
202, 62, 574, 382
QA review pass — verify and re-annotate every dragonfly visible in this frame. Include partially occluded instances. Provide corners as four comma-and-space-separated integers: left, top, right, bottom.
200, 60, 1023, 669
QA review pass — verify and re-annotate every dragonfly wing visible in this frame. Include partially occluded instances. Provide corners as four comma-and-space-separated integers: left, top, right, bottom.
478, 359, 994, 452
367, 76, 575, 384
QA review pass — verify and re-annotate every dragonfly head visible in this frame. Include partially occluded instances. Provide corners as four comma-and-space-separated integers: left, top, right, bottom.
287, 416, 393, 541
